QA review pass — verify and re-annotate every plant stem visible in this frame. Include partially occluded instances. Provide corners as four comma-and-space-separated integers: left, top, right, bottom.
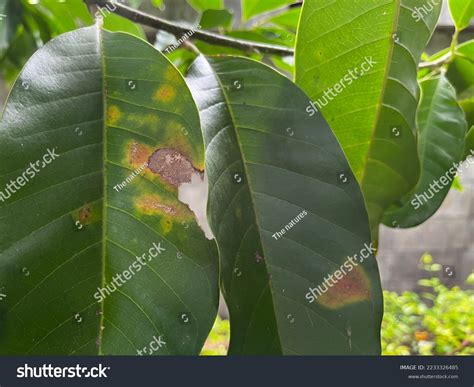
83, 0, 294, 56
418, 51, 453, 69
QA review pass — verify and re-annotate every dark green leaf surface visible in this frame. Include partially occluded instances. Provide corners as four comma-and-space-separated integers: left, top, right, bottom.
187, 55, 383, 355
465, 125, 474, 158
295, 0, 441, 239
383, 75, 468, 228
0, 26, 218, 355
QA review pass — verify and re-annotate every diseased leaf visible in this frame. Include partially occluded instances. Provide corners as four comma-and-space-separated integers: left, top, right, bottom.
295, 0, 441, 239
449, 0, 474, 31
383, 75, 468, 228
187, 55, 383, 355
0, 26, 218, 355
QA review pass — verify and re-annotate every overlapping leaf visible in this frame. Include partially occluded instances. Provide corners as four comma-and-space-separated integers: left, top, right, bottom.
187, 55, 383, 355
383, 74, 468, 227
0, 26, 218, 355
295, 0, 441, 239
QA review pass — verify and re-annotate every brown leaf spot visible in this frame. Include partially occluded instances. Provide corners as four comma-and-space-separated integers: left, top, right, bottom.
79, 205, 92, 224
154, 85, 176, 102
316, 266, 371, 309
136, 196, 178, 216
148, 148, 199, 187
128, 142, 151, 167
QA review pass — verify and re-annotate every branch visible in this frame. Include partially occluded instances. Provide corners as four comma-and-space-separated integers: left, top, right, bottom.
83, 0, 294, 56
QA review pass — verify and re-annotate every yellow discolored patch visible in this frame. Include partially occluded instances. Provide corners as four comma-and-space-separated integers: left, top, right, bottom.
160, 218, 173, 234
316, 266, 371, 309
107, 105, 122, 126
154, 85, 176, 102
126, 113, 160, 129
164, 66, 180, 83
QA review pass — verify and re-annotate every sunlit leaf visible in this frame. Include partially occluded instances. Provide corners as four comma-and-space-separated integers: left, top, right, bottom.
295, 0, 441, 239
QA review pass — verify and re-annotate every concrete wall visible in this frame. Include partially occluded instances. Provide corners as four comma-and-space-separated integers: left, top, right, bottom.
378, 166, 474, 292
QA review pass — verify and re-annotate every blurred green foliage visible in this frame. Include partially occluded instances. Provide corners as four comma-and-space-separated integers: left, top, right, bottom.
202, 254, 474, 356
382, 254, 474, 356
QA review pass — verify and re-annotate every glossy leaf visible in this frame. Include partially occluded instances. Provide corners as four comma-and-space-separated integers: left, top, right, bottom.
0, 26, 218, 355
295, 0, 441, 239
448, 0, 474, 31
383, 75, 468, 228
187, 55, 383, 355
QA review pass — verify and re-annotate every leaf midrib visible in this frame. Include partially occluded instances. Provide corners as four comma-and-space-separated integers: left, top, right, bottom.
210, 63, 284, 354
359, 0, 402, 192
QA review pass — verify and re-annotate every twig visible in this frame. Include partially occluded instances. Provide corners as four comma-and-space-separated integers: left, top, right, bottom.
83, 0, 294, 56
419, 52, 453, 69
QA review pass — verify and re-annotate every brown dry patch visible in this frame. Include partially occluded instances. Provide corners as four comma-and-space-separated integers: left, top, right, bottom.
128, 141, 152, 168
148, 148, 201, 188
316, 266, 371, 309
136, 196, 178, 216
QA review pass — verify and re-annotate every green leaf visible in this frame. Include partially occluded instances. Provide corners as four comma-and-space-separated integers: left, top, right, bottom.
242, 0, 294, 21
187, 0, 223, 11
383, 75, 467, 228
102, 13, 145, 38
187, 55, 383, 355
465, 126, 474, 158
448, 0, 474, 31
0, 26, 218, 355
448, 41, 474, 98
295, 0, 441, 239
200, 9, 233, 29
0, 0, 23, 59
266, 8, 301, 32
25, 0, 93, 35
